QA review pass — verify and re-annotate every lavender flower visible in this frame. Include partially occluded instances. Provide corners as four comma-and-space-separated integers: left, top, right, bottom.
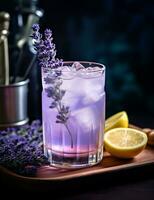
0, 120, 49, 177
31, 24, 63, 69
31, 24, 73, 148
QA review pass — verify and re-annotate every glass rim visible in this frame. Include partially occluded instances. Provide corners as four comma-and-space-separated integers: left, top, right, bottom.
41, 61, 105, 79
63, 61, 106, 72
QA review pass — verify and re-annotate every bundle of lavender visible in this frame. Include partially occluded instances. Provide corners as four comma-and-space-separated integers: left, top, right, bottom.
0, 120, 49, 177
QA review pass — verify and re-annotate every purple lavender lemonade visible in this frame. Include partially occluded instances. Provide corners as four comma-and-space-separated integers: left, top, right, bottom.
42, 62, 105, 168
31, 24, 105, 168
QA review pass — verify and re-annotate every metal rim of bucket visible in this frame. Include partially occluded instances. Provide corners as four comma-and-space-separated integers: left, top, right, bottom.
0, 79, 29, 88
0, 118, 29, 128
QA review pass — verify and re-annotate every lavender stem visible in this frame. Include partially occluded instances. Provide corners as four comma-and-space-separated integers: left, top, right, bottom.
64, 123, 73, 148
57, 100, 73, 148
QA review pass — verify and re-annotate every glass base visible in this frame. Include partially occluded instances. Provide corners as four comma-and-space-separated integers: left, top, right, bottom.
44, 147, 103, 169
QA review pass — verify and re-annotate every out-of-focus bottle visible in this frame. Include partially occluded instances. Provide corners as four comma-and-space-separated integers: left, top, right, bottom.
0, 12, 10, 85
11, 0, 43, 120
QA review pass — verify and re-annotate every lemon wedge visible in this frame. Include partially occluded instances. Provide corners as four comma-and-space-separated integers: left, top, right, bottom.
104, 128, 148, 158
105, 111, 128, 132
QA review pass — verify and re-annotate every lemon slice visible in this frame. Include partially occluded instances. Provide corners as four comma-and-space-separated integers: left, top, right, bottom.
104, 128, 148, 158
105, 111, 128, 132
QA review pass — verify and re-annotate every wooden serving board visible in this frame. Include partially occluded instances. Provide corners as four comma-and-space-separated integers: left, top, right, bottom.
0, 125, 154, 182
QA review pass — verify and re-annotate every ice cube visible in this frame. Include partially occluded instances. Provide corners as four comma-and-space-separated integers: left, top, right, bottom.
78, 66, 103, 79
87, 66, 101, 71
76, 67, 91, 78
72, 62, 85, 71
86, 67, 93, 71
83, 92, 102, 106
61, 66, 76, 80
71, 106, 98, 133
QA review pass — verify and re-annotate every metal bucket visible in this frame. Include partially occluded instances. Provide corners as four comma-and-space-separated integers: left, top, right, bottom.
0, 79, 29, 128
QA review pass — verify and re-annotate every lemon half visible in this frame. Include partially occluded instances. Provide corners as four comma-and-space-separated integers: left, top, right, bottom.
105, 111, 128, 132
104, 128, 148, 159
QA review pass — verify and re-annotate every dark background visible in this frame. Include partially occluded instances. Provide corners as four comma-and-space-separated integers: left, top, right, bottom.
1, 0, 154, 127
0, 1, 154, 198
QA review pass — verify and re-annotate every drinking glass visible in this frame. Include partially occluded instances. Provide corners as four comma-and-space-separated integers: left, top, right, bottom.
42, 61, 105, 168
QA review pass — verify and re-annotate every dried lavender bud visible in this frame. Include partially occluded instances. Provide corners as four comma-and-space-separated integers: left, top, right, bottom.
0, 120, 49, 177
44, 29, 52, 38
32, 24, 40, 32
44, 76, 55, 84
45, 87, 55, 98
49, 101, 57, 109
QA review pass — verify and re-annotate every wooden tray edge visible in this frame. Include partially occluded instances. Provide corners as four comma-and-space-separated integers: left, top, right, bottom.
0, 124, 154, 181
0, 152, 154, 182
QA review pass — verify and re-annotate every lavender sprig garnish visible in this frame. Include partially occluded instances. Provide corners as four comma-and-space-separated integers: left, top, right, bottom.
31, 24, 63, 69
31, 24, 73, 148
